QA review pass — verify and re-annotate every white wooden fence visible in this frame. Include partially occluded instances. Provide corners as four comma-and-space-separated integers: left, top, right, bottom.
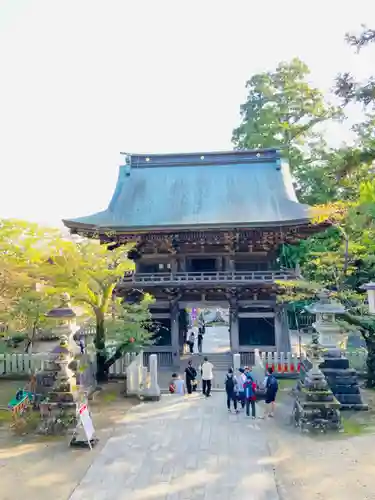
260, 351, 303, 374
0, 353, 49, 375
0, 351, 138, 377
108, 352, 138, 377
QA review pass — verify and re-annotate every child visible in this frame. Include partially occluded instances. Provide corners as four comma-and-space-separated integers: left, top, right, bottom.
169, 373, 186, 395
225, 368, 238, 413
243, 372, 257, 418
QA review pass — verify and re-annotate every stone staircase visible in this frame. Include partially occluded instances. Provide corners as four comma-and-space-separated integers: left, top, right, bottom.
178, 352, 233, 391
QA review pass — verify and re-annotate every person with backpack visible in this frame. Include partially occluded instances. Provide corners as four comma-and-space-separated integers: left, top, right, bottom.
236, 367, 246, 409
225, 368, 238, 413
243, 372, 257, 418
263, 367, 278, 417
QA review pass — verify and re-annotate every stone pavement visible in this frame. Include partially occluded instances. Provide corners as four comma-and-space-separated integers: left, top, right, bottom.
69, 393, 279, 500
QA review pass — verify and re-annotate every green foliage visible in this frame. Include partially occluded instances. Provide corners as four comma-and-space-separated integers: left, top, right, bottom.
102, 298, 154, 362
232, 58, 338, 152
232, 58, 343, 204
0, 219, 150, 371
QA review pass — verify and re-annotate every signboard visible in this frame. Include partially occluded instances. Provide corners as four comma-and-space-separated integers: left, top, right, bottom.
79, 403, 95, 443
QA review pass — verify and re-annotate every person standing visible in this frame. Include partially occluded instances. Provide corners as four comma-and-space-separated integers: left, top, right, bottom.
201, 356, 214, 397
263, 367, 278, 417
244, 372, 257, 418
197, 327, 203, 354
188, 331, 195, 354
236, 367, 246, 409
185, 360, 197, 394
225, 368, 238, 412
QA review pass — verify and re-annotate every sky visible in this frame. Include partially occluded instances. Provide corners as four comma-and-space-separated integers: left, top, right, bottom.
0, 0, 374, 228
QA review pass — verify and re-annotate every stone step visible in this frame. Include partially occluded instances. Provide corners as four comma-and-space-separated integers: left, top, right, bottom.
179, 353, 233, 372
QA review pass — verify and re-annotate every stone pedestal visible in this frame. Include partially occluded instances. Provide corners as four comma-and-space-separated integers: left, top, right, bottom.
141, 354, 161, 401
37, 335, 80, 435
319, 353, 368, 410
293, 332, 341, 432
305, 291, 367, 411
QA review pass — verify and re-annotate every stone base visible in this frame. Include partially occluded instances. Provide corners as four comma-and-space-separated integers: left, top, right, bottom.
140, 387, 161, 402
70, 436, 99, 449
38, 401, 77, 435
141, 394, 161, 402
292, 398, 341, 432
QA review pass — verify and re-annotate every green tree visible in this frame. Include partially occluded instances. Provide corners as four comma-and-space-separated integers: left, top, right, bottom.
335, 26, 375, 175
339, 313, 375, 387
232, 58, 341, 203
48, 240, 152, 381
0, 220, 154, 380
102, 299, 154, 370
0, 219, 68, 343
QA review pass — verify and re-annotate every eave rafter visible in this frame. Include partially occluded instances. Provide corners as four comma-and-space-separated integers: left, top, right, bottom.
71, 221, 331, 255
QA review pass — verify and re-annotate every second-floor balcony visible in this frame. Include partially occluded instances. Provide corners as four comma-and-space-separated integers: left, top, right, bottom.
119, 270, 296, 288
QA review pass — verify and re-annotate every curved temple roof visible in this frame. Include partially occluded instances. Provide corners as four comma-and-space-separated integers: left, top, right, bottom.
63, 149, 311, 233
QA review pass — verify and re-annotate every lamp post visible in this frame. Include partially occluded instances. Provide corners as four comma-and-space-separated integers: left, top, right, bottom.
360, 282, 375, 315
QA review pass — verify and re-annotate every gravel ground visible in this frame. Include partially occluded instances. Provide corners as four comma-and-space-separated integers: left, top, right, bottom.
268, 386, 375, 500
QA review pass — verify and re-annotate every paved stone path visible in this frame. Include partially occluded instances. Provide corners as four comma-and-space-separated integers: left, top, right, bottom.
201, 325, 230, 353
69, 393, 279, 500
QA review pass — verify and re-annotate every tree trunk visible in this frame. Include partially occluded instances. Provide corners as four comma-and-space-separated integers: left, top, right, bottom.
104, 345, 127, 372
94, 311, 108, 382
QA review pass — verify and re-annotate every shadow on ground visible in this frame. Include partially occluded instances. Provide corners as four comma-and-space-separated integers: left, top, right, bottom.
0, 380, 138, 500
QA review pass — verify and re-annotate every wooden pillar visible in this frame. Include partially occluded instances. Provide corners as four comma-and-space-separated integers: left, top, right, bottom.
229, 302, 239, 352
170, 301, 180, 363
179, 256, 186, 272
224, 256, 234, 271
216, 257, 222, 271
170, 257, 177, 273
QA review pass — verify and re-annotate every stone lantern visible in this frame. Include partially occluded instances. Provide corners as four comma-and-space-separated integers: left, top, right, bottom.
360, 282, 375, 314
46, 292, 78, 340
303, 290, 367, 410
305, 290, 347, 350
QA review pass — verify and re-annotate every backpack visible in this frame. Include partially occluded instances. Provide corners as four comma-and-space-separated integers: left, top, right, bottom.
266, 375, 278, 391
244, 379, 256, 399
169, 383, 176, 394
225, 374, 236, 393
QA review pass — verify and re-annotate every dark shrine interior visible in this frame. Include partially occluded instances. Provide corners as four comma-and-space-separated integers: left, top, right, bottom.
238, 317, 275, 346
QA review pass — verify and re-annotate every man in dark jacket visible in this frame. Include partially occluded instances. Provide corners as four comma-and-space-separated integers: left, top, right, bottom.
225, 368, 238, 413
185, 360, 197, 394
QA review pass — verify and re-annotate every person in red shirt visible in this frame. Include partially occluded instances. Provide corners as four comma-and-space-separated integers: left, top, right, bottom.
243, 373, 257, 418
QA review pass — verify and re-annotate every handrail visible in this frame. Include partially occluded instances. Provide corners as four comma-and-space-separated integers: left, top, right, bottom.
120, 270, 296, 284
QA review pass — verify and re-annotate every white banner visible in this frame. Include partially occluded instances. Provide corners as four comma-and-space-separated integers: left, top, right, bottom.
79, 404, 95, 442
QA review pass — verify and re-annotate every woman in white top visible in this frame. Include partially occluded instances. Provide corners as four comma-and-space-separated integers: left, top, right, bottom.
188, 332, 195, 354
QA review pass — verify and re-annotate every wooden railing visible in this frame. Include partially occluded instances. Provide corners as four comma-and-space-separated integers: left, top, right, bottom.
120, 270, 295, 286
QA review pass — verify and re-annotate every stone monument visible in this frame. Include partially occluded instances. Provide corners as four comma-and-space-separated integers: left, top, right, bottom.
36, 294, 81, 434
37, 335, 78, 434
293, 327, 341, 432
305, 290, 367, 410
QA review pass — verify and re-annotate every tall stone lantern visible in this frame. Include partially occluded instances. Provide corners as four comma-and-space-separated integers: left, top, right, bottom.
360, 282, 375, 314
305, 290, 347, 350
